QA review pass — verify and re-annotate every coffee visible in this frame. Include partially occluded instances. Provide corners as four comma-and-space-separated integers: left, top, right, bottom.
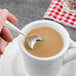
69, 0, 76, 10
64, 0, 76, 10
24, 27, 64, 58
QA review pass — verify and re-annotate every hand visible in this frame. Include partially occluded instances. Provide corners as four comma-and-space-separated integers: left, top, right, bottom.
0, 9, 18, 55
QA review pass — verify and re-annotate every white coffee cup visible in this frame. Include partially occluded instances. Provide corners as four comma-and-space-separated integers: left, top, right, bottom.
18, 20, 76, 76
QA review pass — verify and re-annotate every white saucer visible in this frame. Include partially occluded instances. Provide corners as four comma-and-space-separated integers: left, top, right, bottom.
0, 37, 76, 76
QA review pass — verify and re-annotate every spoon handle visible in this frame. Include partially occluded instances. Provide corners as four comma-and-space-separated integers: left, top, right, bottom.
5, 20, 25, 36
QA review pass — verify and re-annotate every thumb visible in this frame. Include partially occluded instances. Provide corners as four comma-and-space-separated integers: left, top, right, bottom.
0, 9, 8, 32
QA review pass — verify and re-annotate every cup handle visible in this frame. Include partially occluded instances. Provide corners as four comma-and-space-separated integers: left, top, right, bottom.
63, 40, 76, 65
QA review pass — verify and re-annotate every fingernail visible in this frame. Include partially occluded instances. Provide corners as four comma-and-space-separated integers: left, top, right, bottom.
3, 9, 8, 12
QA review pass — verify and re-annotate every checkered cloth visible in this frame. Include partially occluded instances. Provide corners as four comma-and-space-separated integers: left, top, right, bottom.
44, 0, 76, 28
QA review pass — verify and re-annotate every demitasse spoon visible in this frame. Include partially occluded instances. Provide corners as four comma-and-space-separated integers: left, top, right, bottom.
5, 20, 43, 49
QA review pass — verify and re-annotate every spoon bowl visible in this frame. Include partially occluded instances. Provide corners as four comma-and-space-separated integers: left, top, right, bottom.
27, 34, 44, 49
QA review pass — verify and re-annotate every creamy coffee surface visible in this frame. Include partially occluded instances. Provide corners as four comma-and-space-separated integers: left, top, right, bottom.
24, 27, 64, 57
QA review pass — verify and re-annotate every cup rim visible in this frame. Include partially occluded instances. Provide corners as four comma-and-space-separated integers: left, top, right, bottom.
18, 20, 71, 61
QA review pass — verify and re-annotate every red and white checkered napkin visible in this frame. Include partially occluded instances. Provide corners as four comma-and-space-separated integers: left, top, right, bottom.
44, 0, 76, 28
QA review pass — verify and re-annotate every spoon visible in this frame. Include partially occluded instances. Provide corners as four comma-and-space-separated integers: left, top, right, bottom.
5, 20, 43, 49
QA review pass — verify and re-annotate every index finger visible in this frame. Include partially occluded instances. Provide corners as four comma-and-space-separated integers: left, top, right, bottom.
0, 9, 8, 32
7, 12, 18, 24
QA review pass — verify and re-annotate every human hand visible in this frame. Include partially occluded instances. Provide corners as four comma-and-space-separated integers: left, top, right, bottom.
0, 9, 18, 55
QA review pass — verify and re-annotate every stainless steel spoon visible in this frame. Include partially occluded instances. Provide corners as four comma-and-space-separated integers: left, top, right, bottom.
5, 20, 43, 49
